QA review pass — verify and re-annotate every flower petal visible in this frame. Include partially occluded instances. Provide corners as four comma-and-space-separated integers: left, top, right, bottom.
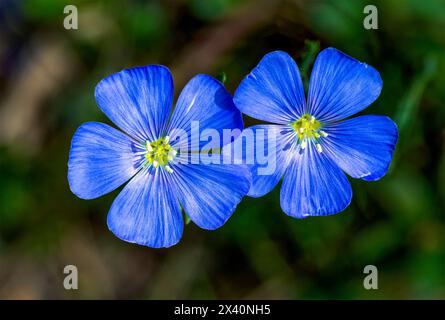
95, 65, 173, 142
307, 48, 382, 122
107, 168, 183, 248
167, 74, 243, 151
280, 143, 352, 218
169, 160, 250, 230
224, 124, 294, 197
234, 51, 306, 124
322, 115, 398, 181
68, 122, 143, 200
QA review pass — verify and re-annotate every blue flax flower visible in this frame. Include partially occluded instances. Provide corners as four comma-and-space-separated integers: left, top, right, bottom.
234, 48, 398, 218
68, 65, 250, 248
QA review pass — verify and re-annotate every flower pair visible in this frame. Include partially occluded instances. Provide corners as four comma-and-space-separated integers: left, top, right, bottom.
68, 48, 398, 248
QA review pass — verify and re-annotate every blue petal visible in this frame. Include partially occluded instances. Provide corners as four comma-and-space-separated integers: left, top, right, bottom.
95, 65, 173, 142
224, 124, 294, 197
107, 168, 183, 248
167, 74, 243, 151
307, 48, 382, 122
169, 160, 250, 230
68, 122, 143, 200
322, 115, 398, 181
280, 143, 352, 218
234, 51, 306, 124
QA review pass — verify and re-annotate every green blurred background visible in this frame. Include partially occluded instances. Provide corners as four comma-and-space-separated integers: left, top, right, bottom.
0, 0, 444, 299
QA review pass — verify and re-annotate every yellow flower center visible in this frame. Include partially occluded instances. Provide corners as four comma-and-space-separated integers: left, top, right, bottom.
144, 136, 177, 173
291, 114, 328, 153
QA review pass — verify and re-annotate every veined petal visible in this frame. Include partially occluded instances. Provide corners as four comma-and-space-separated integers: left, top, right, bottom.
167, 74, 243, 151
322, 115, 398, 181
224, 124, 294, 197
170, 160, 250, 230
281, 143, 352, 218
68, 122, 143, 200
95, 65, 173, 142
107, 168, 183, 248
307, 48, 382, 122
234, 51, 306, 124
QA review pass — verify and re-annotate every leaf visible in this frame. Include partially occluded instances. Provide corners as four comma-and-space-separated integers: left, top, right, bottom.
299, 40, 320, 91
216, 71, 227, 84
395, 55, 437, 137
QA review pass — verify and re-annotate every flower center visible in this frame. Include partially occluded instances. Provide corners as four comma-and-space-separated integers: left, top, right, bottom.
291, 113, 328, 153
144, 136, 177, 173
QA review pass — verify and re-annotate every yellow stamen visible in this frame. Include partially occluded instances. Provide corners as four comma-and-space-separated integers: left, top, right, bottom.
291, 114, 327, 152
144, 136, 176, 173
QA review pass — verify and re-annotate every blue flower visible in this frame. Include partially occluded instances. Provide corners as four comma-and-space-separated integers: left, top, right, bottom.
233, 48, 398, 218
68, 65, 250, 248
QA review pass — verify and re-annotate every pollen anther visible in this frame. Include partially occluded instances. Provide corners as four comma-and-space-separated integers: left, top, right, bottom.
291, 113, 327, 152
144, 136, 176, 173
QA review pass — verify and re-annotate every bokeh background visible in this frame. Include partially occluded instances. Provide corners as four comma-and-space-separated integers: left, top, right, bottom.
0, 0, 444, 299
